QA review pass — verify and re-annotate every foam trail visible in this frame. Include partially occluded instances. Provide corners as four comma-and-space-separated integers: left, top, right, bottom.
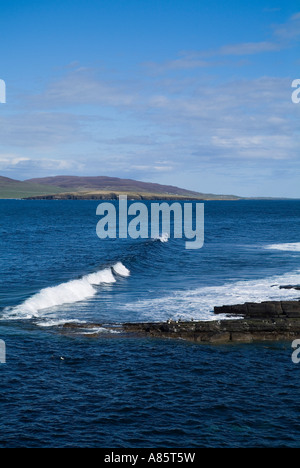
121, 269, 300, 322
265, 243, 300, 252
3, 263, 130, 320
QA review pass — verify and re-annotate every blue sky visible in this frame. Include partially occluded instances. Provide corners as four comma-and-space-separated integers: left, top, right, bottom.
0, 0, 299, 197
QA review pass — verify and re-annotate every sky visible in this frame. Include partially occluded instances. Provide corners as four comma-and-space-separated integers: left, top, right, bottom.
0, 0, 299, 197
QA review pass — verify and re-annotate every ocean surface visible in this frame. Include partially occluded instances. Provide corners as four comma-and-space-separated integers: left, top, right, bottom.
0, 199, 300, 448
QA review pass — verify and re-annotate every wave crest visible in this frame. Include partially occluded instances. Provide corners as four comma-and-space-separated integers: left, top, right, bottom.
153, 233, 169, 243
3, 262, 130, 320
112, 262, 131, 277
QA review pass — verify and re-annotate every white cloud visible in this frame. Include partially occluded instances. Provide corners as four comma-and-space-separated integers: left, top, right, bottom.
30, 68, 138, 108
144, 58, 211, 74
217, 41, 281, 55
2, 73, 298, 173
1, 10, 299, 197
0, 155, 30, 169
274, 11, 300, 40
131, 164, 173, 172
143, 11, 300, 75
0, 155, 82, 174
0, 111, 92, 149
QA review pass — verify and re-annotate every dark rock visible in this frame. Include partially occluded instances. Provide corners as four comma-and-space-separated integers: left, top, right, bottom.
231, 332, 253, 343
214, 303, 248, 317
121, 300, 300, 344
214, 300, 300, 319
57, 300, 300, 344
63, 322, 103, 329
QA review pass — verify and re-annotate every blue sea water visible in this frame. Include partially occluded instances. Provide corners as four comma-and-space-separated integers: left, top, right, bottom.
0, 199, 300, 448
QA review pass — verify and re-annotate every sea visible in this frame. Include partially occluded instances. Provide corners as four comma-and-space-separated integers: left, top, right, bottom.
0, 199, 300, 448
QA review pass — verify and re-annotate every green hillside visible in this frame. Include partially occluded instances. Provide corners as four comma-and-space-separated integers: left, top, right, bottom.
0, 176, 66, 199
0, 175, 241, 200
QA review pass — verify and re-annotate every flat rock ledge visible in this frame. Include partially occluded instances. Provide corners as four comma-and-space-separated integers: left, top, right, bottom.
63, 299, 300, 344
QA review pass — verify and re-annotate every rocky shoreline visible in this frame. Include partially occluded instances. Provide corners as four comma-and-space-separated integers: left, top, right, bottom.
62, 295, 300, 344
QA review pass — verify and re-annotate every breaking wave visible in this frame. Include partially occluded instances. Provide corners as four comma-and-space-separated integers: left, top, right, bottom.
2, 262, 130, 320
153, 233, 169, 243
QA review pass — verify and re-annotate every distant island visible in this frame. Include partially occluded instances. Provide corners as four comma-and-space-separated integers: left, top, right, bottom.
0, 175, 241, 200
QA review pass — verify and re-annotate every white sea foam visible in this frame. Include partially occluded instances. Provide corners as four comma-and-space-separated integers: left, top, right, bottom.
37, 319, 87, 328
3, 263, 130, 320
86, 268, 116, 285
121, 269, 300, 322
153, 233, 169, 243
81, 327, 121, 335
112, 262, 131, 277
265, 243, 300, 252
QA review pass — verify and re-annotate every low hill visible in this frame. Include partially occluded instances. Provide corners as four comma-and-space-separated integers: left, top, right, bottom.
25, 176, 240, 200
0, 174, 241, 200
25, 190, 210, 201
26, 176, 204, 196
0, 176, 66, 199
